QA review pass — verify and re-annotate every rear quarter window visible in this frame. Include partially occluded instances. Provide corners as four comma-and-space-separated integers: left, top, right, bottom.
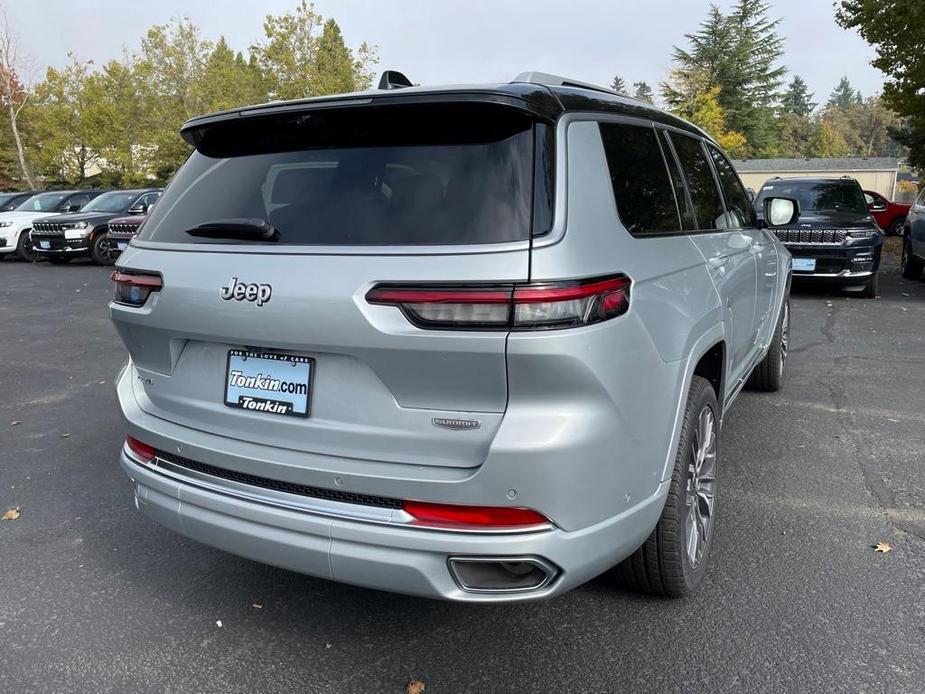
598, 122, 681, 236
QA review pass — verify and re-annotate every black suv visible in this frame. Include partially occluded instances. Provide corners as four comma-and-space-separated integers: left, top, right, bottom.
755, 177, 883, 297
31, 189, 162, 266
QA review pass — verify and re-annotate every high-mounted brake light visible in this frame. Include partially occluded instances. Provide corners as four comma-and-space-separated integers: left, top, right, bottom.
366, 275, 630, 330
125, 435, 156, 463
111, 271, 162, 307
403, 501, 549, 529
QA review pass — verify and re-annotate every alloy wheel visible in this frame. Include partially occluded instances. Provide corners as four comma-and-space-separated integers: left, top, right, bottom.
685, 405, 717, 568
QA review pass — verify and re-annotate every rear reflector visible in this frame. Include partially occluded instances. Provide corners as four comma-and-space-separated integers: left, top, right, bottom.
111, 271, 162, 307
367, 274, 630, 330
125, 435, 156, 463
403, 501, 549, 529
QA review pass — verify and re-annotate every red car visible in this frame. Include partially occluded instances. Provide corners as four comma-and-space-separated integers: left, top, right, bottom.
864, 190, 910, 235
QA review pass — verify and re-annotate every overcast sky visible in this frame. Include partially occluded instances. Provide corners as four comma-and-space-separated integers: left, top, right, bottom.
7, 0, 884, 104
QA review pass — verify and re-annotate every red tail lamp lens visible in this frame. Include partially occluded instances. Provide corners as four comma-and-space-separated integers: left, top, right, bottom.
111, 271, 162, 307
403, 501, 549, 528
126, 436, 156, 463
367, 275, 630, 330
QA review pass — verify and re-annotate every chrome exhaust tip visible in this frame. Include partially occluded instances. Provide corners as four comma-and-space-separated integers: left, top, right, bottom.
448, 556, 559, 594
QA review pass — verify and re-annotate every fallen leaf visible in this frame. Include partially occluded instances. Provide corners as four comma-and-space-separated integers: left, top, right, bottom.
98, 380, 106, 385
899, 307, 908, 313
61, 433, 70, 438
2, 507, 21, 520
9, 421, 19, 427
216, 620, 223, 627
407, 681, 425, 694
873, 542, 892, 553
902, 292, 911, 297
252, 603, 262, 609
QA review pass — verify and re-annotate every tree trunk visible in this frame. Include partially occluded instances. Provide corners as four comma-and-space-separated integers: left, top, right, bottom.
8, 103, 35, 189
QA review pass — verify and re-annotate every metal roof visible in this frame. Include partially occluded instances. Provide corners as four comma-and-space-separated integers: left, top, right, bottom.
733, 157, 901, 172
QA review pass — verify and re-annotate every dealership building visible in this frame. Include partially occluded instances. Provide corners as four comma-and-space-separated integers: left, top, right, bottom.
732, 157, 902, 199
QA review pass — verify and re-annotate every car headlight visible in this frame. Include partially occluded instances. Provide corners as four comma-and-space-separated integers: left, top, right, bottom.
846, 229, 881, 238
63, 222, 88, 230
0, 221, 12, 228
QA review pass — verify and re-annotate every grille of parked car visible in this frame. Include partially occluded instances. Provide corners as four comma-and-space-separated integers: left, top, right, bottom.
108, 222, 139, 238
774, 228, 847, 244
31, 222, 64, 235
155, 450, 405, 509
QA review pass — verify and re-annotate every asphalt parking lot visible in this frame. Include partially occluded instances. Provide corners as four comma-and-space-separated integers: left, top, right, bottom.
1, 246, 924, 693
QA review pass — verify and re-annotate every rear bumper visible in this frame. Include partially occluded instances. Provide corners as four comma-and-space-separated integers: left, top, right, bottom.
116, 361, 669, 601
122, 450, 666, 602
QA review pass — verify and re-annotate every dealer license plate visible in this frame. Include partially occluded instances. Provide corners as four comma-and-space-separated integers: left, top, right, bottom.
792, 257, 816, 272
224, 350, 313, 418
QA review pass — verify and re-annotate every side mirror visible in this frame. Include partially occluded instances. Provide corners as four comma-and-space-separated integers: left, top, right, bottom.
762, 197, 800, 227
128, 205, 145, 215
746, 188, 756, 203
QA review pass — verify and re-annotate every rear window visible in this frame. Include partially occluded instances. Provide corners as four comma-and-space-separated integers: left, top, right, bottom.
755, 180, 868, 215
138, 104, 537, 246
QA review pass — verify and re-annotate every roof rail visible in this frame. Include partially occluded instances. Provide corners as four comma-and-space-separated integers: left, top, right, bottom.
512, 71, 630, 98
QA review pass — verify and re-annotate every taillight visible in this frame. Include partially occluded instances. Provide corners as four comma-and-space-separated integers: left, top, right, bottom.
111, 270, 162, 307
366, 274, 630, 330
125, 435, 156, 463
403, 501, 549, 529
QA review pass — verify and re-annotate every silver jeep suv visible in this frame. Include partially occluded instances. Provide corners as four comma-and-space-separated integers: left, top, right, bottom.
111, 71, 792, 602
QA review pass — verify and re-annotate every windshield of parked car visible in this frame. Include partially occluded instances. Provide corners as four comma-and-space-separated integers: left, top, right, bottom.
15, 192, 67, 212
756, 180, 868, 215
138, 103, 535, 246
79, 192, 139, 214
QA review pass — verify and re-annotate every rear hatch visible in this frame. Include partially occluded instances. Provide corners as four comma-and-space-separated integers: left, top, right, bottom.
112, 100, 548, 469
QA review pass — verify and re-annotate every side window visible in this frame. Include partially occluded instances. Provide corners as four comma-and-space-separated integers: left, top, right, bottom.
68, 194, 90, 209
598, 122, 681, 235
670, 134, 726, 231
707, 144, 756, 229
140, 192, 160, 207
658, 130, 696, 230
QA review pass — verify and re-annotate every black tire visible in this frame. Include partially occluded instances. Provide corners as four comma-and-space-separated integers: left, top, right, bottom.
748, 298, 789, 392
15, 229, 40, 262
888, 218, 905, 236
89, 232, 117, 266
46, 256, 71, 264
611, 376, 719, 598
860, 271, 879, 299
901, 238, 924, 279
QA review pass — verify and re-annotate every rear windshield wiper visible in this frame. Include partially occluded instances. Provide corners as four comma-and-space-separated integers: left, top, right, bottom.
184, 218, 280, 242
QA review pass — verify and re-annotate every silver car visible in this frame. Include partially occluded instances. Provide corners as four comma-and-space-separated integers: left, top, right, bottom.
111, 71, 793, 602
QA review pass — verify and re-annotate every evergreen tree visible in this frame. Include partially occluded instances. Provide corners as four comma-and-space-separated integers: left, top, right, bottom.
309, 20, 356, 95
828, 76, 860, 109
610, 75, 626, 93
633, 81, 654, 103
665, 0, 786, 153
781, 75, 816, 117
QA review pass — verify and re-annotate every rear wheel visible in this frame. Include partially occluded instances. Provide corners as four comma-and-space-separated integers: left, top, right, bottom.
888, 218, 905, 236
901, 238, 924, 279
89, 232, 117, 266
748, 298, 789, 392
612, 376, 718, 597
15, 229, 40, 262
860, 271, 879, 299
